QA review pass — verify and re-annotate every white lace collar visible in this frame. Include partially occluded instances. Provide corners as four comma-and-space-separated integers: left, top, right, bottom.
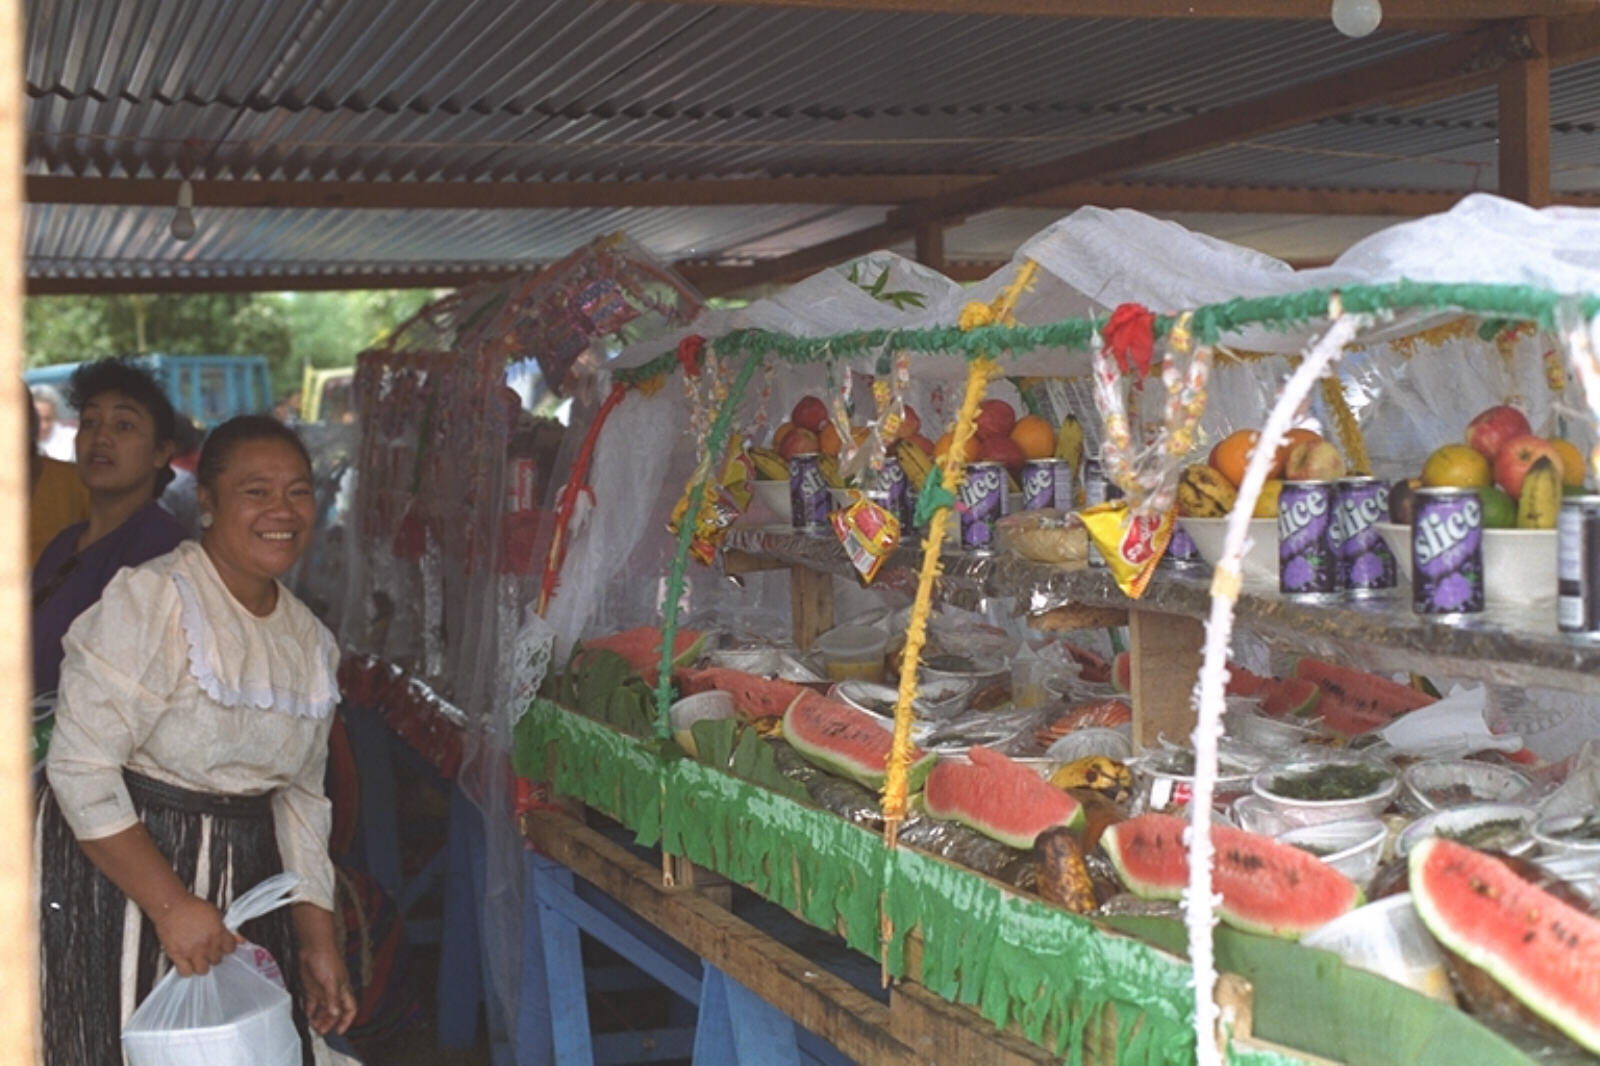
168, 542, 339, 720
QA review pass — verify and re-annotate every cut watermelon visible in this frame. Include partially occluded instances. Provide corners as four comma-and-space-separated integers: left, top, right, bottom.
1410, 838, 1600, 1055
675, 667, 809, 718
783, 693, 935, 792
578, 626, 704, 687
1111, 651, 1131, 694
1226, 665, 1320, 718
1294, 658, 1433, 736
923, 746, 1085, 849
1101, 813, 1361, 939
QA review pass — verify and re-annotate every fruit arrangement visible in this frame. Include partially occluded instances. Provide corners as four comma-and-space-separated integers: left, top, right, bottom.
1177, 426, 1340, 519
1394, 405, 1583, 531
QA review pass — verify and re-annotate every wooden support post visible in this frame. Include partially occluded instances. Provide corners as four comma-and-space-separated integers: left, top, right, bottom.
790, 565, 834, 651
1128, 609, 1204, 749
1499, 18, 1552, 206
914, 223, 946, 271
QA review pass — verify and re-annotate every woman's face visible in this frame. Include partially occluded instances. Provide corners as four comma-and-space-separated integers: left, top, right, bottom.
199, 438, 317, 584
74, 390, 172, 497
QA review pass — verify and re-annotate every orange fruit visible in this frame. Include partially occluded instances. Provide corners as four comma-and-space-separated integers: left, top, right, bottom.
1009, 414, 1056, 460
819, 423, 842, 456
1551, 439, 1586, 488
772, 421, 795, 449
1421, 444, 1492, 488
933, 431, 979, 463
1207, 429, 1260, 489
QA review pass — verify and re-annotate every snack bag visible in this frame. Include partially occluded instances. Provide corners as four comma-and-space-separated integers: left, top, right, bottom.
669, 448, 755, 564
830, 492, 901, 584
1078, 503, 1173, 598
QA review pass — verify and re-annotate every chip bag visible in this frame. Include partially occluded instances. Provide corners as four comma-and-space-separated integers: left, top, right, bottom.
830, 492, 900, 584
668, 448, 755, 564
1078, 503, 1173, 598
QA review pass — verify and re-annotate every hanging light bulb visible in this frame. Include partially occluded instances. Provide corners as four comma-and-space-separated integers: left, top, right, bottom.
1331, 0, 1383, 38
170, 179, 196, 241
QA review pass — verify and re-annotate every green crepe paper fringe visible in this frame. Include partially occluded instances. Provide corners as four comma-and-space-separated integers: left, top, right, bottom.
517, 700, 1198, 1065
613, 280, 1600, 388
913, 464, 957, 527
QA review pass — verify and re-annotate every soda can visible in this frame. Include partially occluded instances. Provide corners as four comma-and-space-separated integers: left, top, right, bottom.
958, 461, 1007, 552
1557, 494, 1600, 637
1411, 487, 1484, 618
1162, 523, 1205, 571
1021, 458, 1074, 511
1278, 480, 1340, 600
788, 453, 831, 532
1334, 476, 1397, 596
1082, 456, 1109, 507
880, 455, 913, 528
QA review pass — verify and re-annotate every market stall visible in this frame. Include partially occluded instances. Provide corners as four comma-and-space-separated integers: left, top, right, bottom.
518, 194, 1600, 1065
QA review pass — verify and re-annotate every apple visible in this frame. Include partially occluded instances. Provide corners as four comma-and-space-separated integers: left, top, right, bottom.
790, 395, 828, 433
1494, 435, 1565, 498
1283, 439, 1347, 481
897, 404, 922, 440
772, 421, 794, 450
975, 399, 1016, 440
777, 427, 820, 461
1465, 405, 1532, 461
978, 433, 1025, 476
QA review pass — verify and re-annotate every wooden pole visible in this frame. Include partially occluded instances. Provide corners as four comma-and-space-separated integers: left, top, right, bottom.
1499, 18, 1552, 207
0, 0, 39, 1058
913, 224, 946, 272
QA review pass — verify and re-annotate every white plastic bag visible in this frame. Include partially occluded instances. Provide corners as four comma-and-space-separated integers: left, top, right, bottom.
122, 873, 304, 1066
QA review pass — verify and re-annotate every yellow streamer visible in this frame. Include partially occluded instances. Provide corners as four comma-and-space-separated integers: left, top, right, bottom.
880, 261, 1037, 841
1319, 376, 1371, 476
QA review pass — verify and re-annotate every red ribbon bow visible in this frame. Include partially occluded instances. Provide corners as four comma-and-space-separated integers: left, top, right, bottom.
676, 334, 707, 378
1102, 303, 1156, 381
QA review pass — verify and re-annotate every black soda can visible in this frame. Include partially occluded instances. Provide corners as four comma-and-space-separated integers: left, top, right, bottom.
1021, 458, 1074, 511
1334, 476, 1397, 596
1558, 494, 1600, 638
1411, 487, 1484, 618
958, 461, 1007, 552
1278, 480, 1340, 599
788, 453, 831, 532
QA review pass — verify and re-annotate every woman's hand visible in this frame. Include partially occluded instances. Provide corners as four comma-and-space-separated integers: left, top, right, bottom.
299, 944, 357, 1035
154, 894, 241, 977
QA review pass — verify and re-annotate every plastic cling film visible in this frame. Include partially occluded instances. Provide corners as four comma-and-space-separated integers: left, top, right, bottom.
1078, 503, 1174, 598
831, 492, 901, 584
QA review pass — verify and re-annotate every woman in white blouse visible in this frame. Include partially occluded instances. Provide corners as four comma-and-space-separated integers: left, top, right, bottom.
40, 415, 357, 1065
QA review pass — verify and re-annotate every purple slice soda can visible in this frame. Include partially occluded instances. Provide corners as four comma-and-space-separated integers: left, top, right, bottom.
1162, 523, 1205, 571
1278, 480, 1340, 600
788, 453, 831, 532
1334, 476, 1396, 597
1021, 458, 1074, 511
881, 454, 913, 528
958, 461, 1007, 552
1412, 487, 1484, 618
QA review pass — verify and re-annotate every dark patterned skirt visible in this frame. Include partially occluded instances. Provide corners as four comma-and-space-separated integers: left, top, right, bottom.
38, 770, 314, 1066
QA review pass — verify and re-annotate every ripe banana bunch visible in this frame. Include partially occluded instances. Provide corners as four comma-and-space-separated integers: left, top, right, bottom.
1517, 458, 1561, 529
1176, 464, 1238, 518
748, 446, 790, 481
818, 454, 844, 489
1049, 755, 1132, 798
1054, 415, 1084, 470
895, 438, 933, 488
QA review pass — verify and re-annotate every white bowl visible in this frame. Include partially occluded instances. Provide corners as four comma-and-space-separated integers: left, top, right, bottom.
669, 691, 736, 757
1252, 760, 1399, 828
1178, 517, 1278, 585
1399, 759, 1532, 814
1374, 522, 1557, 606
1277, 818, 1388, 889
1045, 726, 1134, 763
750, 479, 791, 523
1531, 812, 1600, 859
1397, 802, 1537, 858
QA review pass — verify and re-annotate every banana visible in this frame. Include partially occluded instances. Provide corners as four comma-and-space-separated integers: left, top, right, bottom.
748, 446, 790, 481
1516, 457, 1561, 529
1054, 414, 1084, 470
1176, 463, 1238, 518
895, 438, 933, 487
1049, 755, 1131, 798
818, 454, 844, 489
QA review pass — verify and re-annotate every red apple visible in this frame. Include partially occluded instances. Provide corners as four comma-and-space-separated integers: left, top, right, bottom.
1465, 405, 1532, 460
897, 404, 922, 440
1494, 435, 1565, 498
790, 395, 828, 433
975, 399, 1016, 440
978, 433, 1025, 476
777, 427, 820, 461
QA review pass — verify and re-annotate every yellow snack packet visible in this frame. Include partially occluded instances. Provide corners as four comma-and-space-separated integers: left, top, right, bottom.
669, 449, 755, 564
1078, 502, 1173, 598
830, 492, 900, 584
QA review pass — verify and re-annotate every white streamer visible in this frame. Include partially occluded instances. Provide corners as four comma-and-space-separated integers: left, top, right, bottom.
1186, 310, 1369, 1065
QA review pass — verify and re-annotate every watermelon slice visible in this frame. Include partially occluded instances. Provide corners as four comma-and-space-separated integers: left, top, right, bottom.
1226, 665, 1321, 718
1111, 651, 1132, 694
1101, 813, 1362, 939
1293, 657, 1432, 736
923, 746, 1086, 849
783, 693, 936, 792
1411, 838, 1600, 1055
578, 626, 704, 686
675, 667, 810, 718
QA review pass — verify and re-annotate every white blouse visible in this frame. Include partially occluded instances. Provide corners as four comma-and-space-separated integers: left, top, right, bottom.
46, 540, 341, 911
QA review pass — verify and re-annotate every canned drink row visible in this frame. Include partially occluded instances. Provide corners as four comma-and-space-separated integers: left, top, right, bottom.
1278, 477, 1400, 601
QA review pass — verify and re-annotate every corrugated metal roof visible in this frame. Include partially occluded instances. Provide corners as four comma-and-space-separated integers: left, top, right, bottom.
20, 0, 1600, 284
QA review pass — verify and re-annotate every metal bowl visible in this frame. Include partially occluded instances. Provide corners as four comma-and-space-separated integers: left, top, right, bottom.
1397, 803, 1538, 859
831, 678, 974, 721
1399, 759, 1532, 814
1532, 812, 1600, 859
1251, 759, 1399, 828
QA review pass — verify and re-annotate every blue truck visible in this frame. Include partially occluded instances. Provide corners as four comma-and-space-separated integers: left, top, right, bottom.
25, 354, 275, 428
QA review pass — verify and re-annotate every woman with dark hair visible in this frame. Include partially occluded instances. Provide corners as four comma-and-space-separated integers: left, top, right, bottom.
40, 414, 357, 1065
31, 358, 187, 695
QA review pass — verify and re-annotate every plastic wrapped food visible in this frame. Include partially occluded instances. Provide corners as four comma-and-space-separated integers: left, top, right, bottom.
997, 509, 1090, 566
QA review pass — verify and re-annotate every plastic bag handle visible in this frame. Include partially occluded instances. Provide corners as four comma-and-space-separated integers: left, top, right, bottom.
222, 873, 304, 932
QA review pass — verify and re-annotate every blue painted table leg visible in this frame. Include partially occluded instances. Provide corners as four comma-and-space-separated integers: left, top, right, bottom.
531, 856, 595, 1065
436, 785, 485, 1048
515, 851, 555, 1066
693, 965, 802, 1066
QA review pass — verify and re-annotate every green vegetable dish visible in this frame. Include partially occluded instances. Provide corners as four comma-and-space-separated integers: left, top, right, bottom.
1437, 818, 1527, 851
1269, 763, 1391, 802
1548, 813, 1600, 843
